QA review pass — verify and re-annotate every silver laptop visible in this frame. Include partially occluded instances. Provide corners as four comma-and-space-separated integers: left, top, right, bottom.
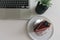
0, 0, 37, 19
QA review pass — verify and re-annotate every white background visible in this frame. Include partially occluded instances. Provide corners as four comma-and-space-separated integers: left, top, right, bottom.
0, 0, 60, 40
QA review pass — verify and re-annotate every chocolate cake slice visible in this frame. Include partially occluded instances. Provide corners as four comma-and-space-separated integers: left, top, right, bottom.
33, 21, 51, 32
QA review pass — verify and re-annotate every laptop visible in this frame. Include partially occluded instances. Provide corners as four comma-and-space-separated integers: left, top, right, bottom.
0, 0, 37, 19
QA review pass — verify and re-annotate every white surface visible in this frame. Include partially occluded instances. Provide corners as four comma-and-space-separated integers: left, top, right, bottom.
0, 0, 60, 40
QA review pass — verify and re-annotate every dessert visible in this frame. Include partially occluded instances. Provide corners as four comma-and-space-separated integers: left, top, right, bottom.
33, 20, 51, 34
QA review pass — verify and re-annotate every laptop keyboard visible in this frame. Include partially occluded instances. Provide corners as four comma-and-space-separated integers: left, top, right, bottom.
0, 0, 29, 8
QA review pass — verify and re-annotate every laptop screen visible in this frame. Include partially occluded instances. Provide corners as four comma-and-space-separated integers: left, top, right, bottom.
0, 0, 29, 8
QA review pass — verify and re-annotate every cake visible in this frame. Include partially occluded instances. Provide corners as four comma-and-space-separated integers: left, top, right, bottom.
33, 20, 51, 35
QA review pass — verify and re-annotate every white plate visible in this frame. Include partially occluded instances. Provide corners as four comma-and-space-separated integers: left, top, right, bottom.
27, 16, 54, 40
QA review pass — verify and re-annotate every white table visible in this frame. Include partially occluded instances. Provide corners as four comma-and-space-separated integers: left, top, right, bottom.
0, 0, 60, 40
